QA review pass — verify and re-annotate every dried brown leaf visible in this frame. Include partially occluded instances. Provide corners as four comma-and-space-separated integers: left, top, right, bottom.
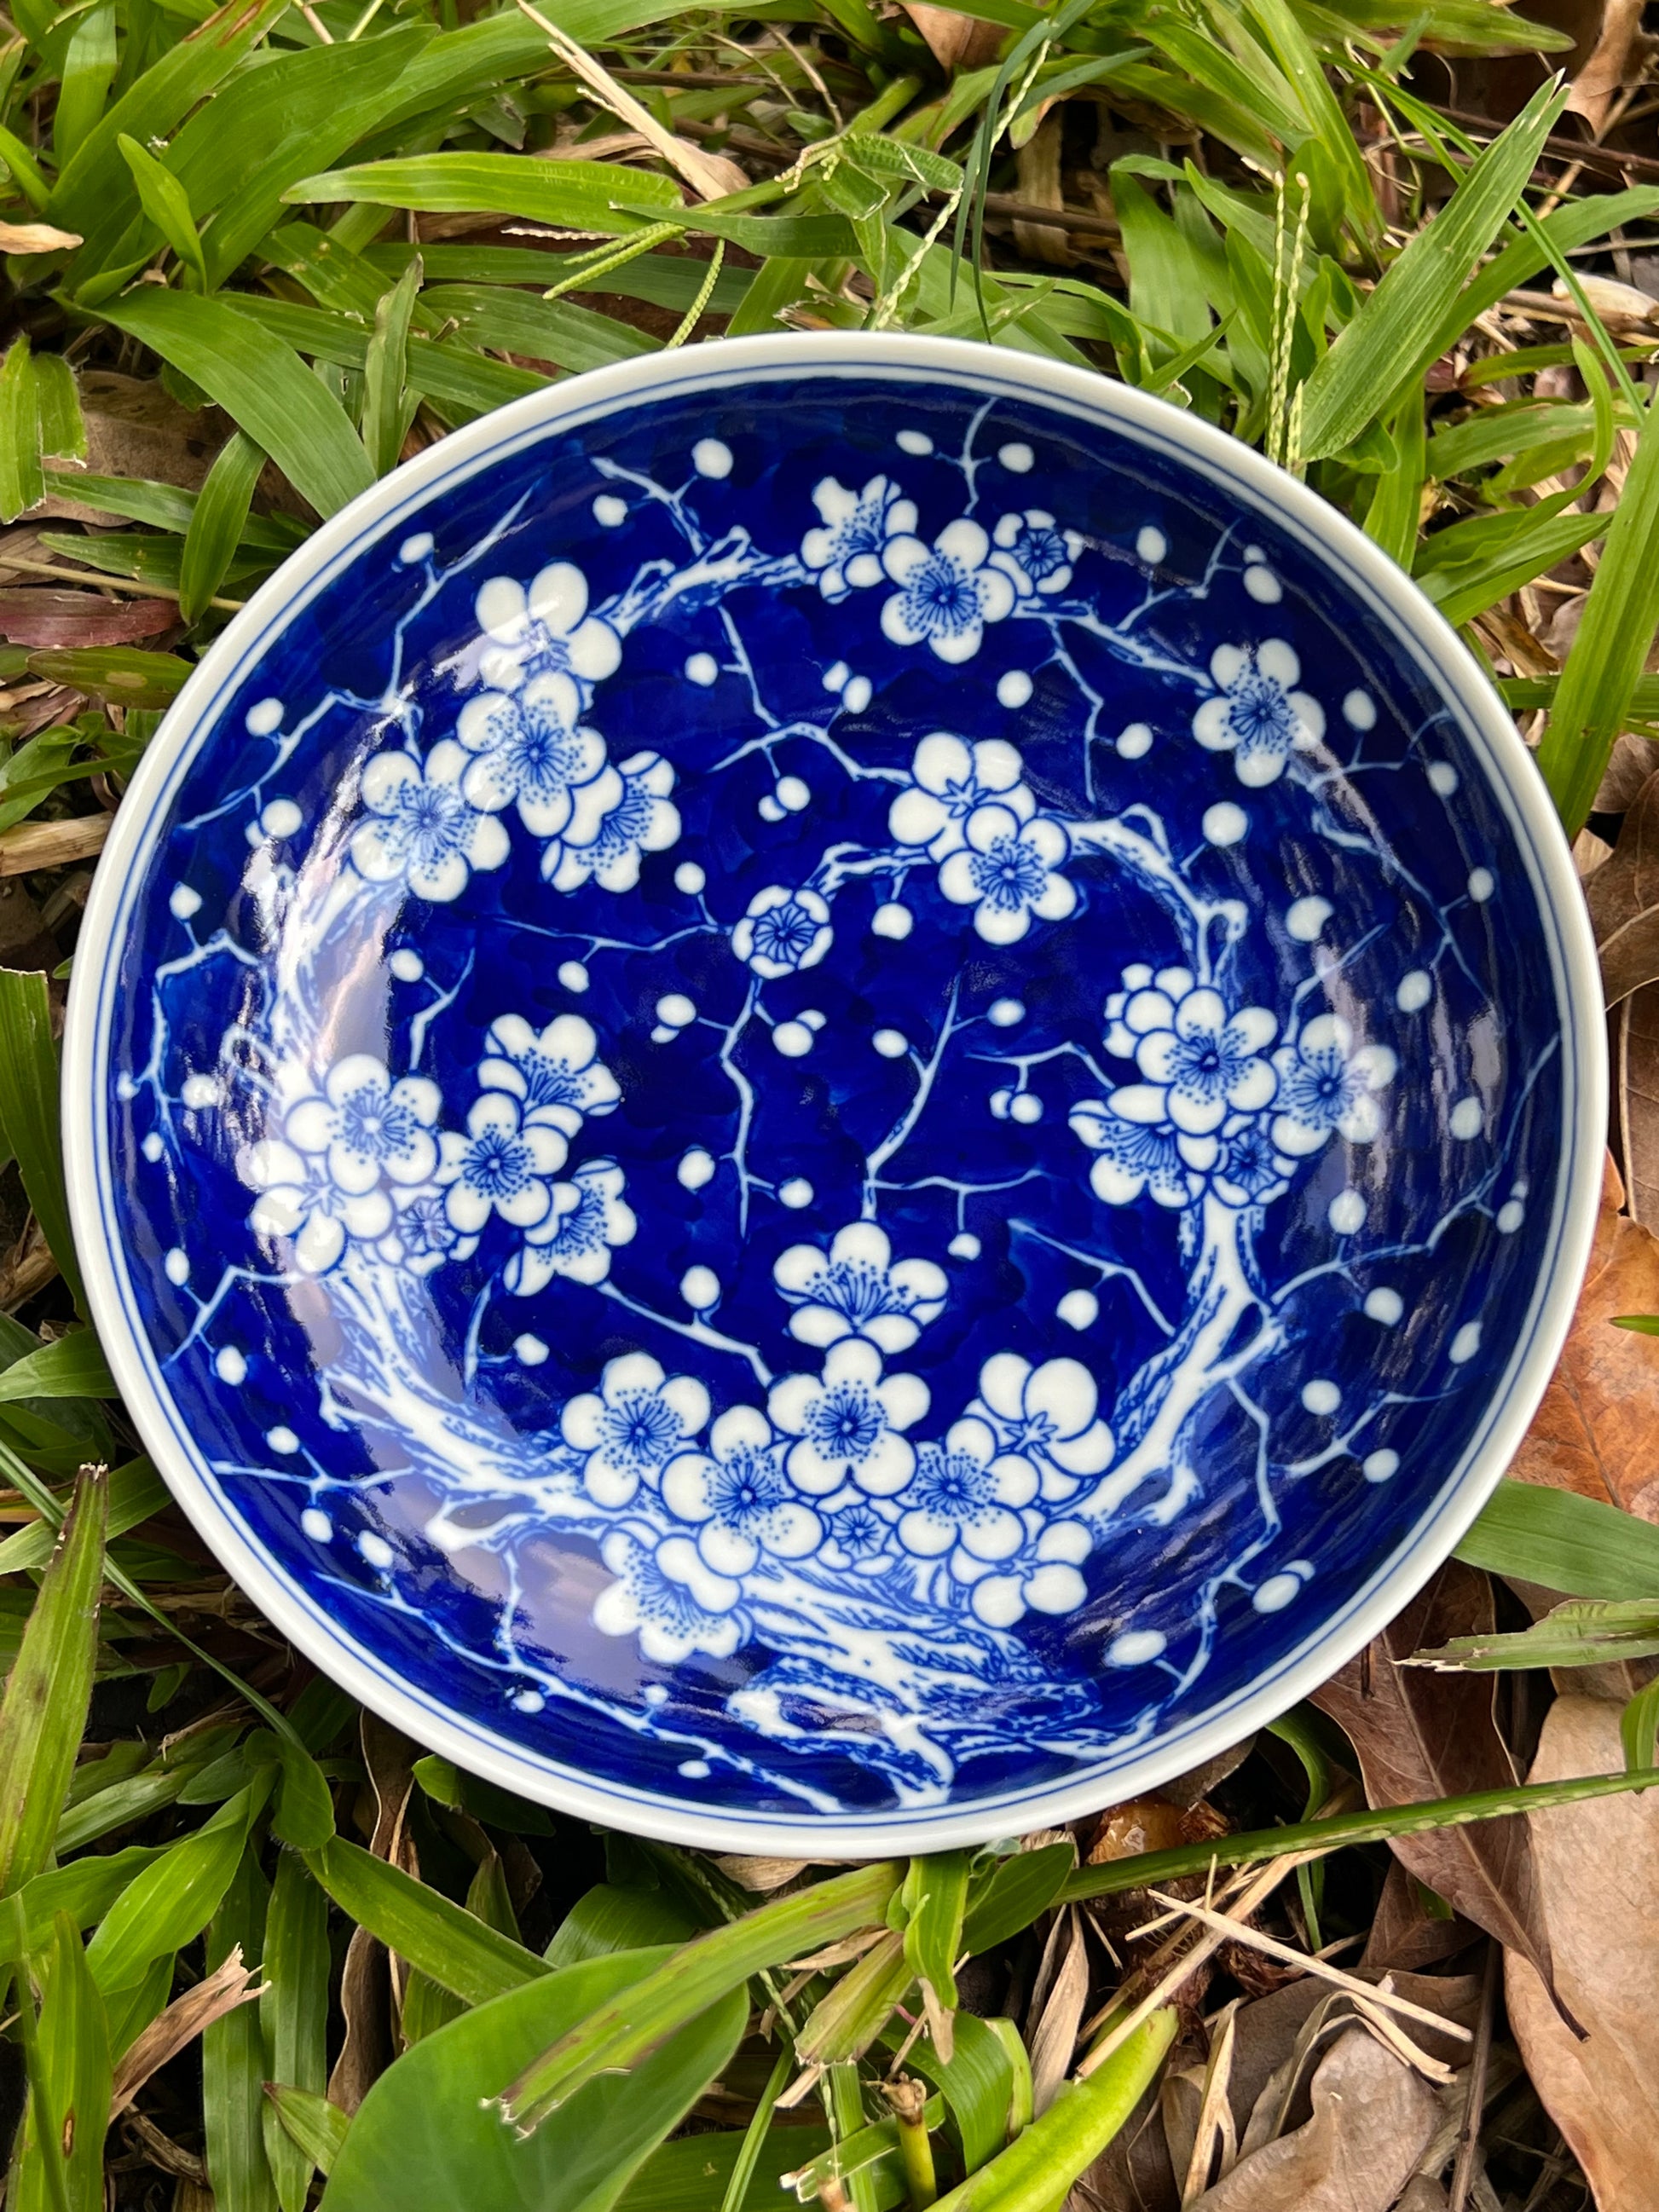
897, 1, 1003, 71
327, 1712, 413, 2113
1586, 772, 1659, 1007
1509, 1153, 1659, 1515
1505, 1695, 1659, 2212
1188, 2029, 1438, 2211
0, 817, 112, 878
1029, 1908, 1090, 2117
110, 1945, 262, 2116
0, 589, 176, 646
1311, 1563, 1558, 2000
1564, 0, 1649, 133
0, 222, 82, 254
1614, 985, 1659, 1228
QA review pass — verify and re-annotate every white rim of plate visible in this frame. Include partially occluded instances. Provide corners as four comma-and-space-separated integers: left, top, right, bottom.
63, 331, 1607, 1854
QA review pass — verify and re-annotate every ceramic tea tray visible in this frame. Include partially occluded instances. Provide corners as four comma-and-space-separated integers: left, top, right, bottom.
65, 333, 1604, 1852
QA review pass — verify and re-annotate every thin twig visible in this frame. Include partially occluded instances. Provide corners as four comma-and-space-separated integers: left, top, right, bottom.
1448, 1941, 1501, 2212
0, 552, 244, 611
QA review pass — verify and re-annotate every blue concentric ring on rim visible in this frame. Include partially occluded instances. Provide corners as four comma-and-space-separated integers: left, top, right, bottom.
63, 332, 1605, 1855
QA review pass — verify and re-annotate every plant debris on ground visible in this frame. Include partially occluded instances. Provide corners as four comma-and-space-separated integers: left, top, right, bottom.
5, 0, 1659, 2202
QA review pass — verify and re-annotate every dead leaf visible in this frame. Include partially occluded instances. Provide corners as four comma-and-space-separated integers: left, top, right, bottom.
1509, 1152, 1659, 1516
1188, 2029, 1438, 2211
1575, 827, 1614, 881
110, 1947, 262, 2115
0, 222, 82, 254
1014, 113, 1078, 267
0, 817, 112, 878
1311, 1562, 1560, 2004
1564, 0, 1650, 133
0, 589, 176, 647
1594, 733, 1656, 817
1360, 1861, 1480, 1974
1028, 1908, 1090, 2117
1505, 1695, 1659, 2212
897, 1, 1003, 71
1616, 987, 1659, 1228
1586, 772, 1659, 1007
327, 1712, 413, 2113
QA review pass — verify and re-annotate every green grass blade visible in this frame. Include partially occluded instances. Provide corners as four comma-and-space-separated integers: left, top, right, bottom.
180, 430, 266, 626
900, 1848, 971, 2023
99, 291, 375, 520
0, 1464, 107, 1898
116, 132, 207, 288
260, 1852, 331, 2210
303, 1838, 550, 2007
1454, 1477, 1659, 1597
267, 2086, 350, 2180
1298, 77, 1568, 461
1622, 1678, 1659, 1773
85, 1781, 270, 1995
0, 967, 81, 1314
285, 153, 681, 234
961, 1842, 1074, 1959
0, 1458, 161, 1575
361, 258, 422, 481
500, 1863, 902, 2132
0, 1335, 116, 1406
31, 356, 84, 467
205, 1846, 277, 2212
10, 1912, 111, 2212
0, 338, 43, 533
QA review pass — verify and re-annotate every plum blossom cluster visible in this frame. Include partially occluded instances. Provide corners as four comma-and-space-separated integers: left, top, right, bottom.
574, 1227, 1115, 1663
237, 1014, 634, 1291
1070, 962, 1398, 1213
348, 562, 679, 907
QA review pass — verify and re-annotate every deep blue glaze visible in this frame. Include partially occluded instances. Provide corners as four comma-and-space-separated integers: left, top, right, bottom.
78, 349, 1585, 1839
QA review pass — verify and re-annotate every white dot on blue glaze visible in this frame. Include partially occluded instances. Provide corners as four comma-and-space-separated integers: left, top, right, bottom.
779, 1178, 814, 1210
773, 1021, 812, 1058
1363, 1449, 1399, 1482
685, 652, 719, 686
1010, 1092, 1043, 1125
1203, 802, 1248, 847
1253, 1572, 1303, 1614
872, 902, 911, 940
656, 994, 696, 1029
692, 438, 732, 478
268, 1426, 299, 1453
823, 661, 848, 693
897, 430, 933, 455
776, 777, 811, 813
1365, 1287, 1404, 1325
1468, 867, 1494, 902
389, 948, 424, 982
358, 1532, 394, 1570
514, 1689, 546, 1713
1328, 1190, 1366, 1234
558, 960, 589, 994
1136, 525, 1166, 565
1117, 722, 1153, 760
989, 1089, 1012, 1119
1058, 1289, 1098, 1331
679, 1147, 716, 1190
949, 1233, 980, 1261
1286, 896, 1331, 944
998, 442, 1033, 472
1450, 1096, 1483, 1140
1244, 564, 1282, 604
1396, 970, 1432, 1014
678, 1759, 711, 1778
164, 1249, 189, 1285
842, 675, 871, 714
169, 884, 202, 922
592, 494, 627, 528
261, 799, 303, 840
801, 1009, 825, 1031
398, 533, 434, 564
989, 997, 1024, 1027
997, 669, 1033, 709
1428, 762, 1459, 796
1301, 1377, 1340, 1415
1497, 1198, 1524, 1233
117, 1075, 139, 1100
1109, 1629, 1167, 1666
514, 1333, 549, 1366
1450, 1321, 1482, 1364
681, 1266, 720, 1310
301, 1508, 332, 1542
246, 698, 283, 737
214, 1346, 246, 1384
643, 1684, 668, 1707
182, 1075, 220, 1109
675, 861, 706, 894
757, 794, 784, 823
874, 1029, 908, 1060
142, 1132, 165, 1164
1343, 689, 1377, 731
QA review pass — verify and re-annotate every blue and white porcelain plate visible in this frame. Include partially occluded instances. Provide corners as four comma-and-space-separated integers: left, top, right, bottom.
66, 333, 1604, 1852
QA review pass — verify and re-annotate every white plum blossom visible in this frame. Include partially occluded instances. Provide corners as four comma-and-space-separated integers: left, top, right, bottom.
455, 675, 608, 836
283, 1055, 441, 1195
542, 752, 679, 894
505, 1159, 636, 1295
473, 561, 621, 693
438, 1092, 565, 1234
1112, 984, 1278, 1139
970, 1518, 1094, 1629
1193, 641, 1326, 787
990, 509, 1080, 597
478, 1013, 620, 1137
881, 518, 1016, 663
820, 1498, 896, 1570
768, 1338, 928, 1499
1212, 1116, 1293, 1209
662, 1406, 823, 1574
888, 734, 1031, 861
376, 1185, 478, 1275
896, 1417, 1038, 1577
1070, 1100, 1194, 1210
238, 1139, 391, 1274
938, 804, 1074, 945
562, 1351, 710, 1507
350, 741, 510, 904
731, 885, 833, 979
592, 1530, 744, 1662
974, 1353, 1113, 1501
772, 1221, 947, 1354
1271, 1014, 1397, 1156
801, 476, 917, 598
